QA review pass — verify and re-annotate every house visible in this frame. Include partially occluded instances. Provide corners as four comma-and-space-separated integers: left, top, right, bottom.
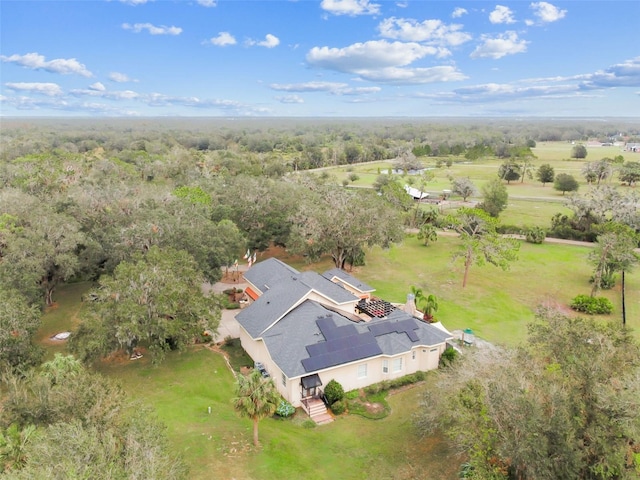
235, 258, 452, 417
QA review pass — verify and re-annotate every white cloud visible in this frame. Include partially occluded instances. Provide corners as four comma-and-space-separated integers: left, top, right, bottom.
307, 40, 440, 72
247, 34, 280, 48
320, 0, 380, 16
452, 7, 468, 18
470, 31, 528, 59
89, 82, 106, 91
489, 5, 516, 24
275, 95, 304, 104
109, 72, 135, 83
307, 40, 467, 84
0, 52, 92, 77
579, 56, 640, 89
355, 65, 467, 84
270, 81, 382, 94
122, 23, 182, 35
197, 0, 217, 6
207, 32, 236, 46
120, 0, 150, 5
270, 81, 349, 92
5, 82, 63, 96
71, 87, 140, 100
529, 2, 567, 24
378, 17, 471, 47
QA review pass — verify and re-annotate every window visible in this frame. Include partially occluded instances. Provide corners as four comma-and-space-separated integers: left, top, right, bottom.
412, 350, 416, 360
357, 363, 368, 379
281, 373, 287, 387
392, 357, 403, 373
382, 359, 389, 374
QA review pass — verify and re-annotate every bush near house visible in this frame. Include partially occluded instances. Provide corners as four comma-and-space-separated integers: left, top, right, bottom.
324, 379, 345, 405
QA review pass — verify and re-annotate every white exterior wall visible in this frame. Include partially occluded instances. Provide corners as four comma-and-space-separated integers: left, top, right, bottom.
305, 291, 358, 316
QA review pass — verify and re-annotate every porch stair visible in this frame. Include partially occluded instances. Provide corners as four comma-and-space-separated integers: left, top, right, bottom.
302, 398, 333, 425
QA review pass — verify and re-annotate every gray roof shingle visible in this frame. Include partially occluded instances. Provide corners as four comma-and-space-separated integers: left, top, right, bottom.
322, 268, 375, 293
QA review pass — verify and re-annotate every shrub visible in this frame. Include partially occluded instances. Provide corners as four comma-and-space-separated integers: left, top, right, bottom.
440, 346, 458, 367
570, 294, 614, 314
276, 400, 295, 418
348, 173, 359, 182
330, 399, 347, 415
324, 379, 345, 405
345, 390, 359, 400
524, 226, 546, 244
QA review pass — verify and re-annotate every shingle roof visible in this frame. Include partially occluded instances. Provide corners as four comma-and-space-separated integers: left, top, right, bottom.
322, 268, 375, 293
238, 260, 452, 379
243, 257, 299, 293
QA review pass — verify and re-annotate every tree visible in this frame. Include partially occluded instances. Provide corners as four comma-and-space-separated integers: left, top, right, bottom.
288, 185, 404, 269
619, 161, 640, 186
571, 144, 588, 159
0, 286, 43, 373
417, 223, 438, 246
0, 355, 187, 478
589, 224, 639, 296
535, 163, 555, 186
582, 159, 612, 185
498, 161, 521, 184
0, 189, 90, 306
451, 177, 478, 202
70, 246, 220, 364
419, 294, 438, 322
478, 178, 508, 218
416, 309, 640, 479
233, 371, 281, 447
553, 173, 579, 195
447, 208, 520, 288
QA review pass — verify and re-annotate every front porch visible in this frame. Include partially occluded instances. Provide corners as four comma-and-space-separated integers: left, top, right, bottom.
300, 374, 333, 425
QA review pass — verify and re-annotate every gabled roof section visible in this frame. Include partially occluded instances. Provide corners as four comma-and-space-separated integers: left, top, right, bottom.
243, 257, 299, 294
236, 279, 311, 338
298, 271, 359, 304
322, 268, 375, 294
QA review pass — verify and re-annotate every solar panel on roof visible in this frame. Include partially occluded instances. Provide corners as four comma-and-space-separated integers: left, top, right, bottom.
302, 316, 382, 372
369, 319, 420, 343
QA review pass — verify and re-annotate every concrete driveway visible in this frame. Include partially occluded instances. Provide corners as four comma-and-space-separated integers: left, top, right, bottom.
204, 268, 249, 343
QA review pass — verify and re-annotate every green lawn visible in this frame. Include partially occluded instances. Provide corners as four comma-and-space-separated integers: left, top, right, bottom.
95, 348, 460, 480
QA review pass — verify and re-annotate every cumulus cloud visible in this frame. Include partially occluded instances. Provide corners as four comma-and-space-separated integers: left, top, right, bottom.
471, 31, 528, 59
207, 32, 236, 46
247, 34, 280, 48
275, 95, 304, 104
452, 7, 468, 18
579, 56, 640, 89
71, 87, 140, 100
307, 40, 467, 84
0, 52, 92, 77
109, 72, 135, 83
5, 82, 63, 96
378, 17, 471, 48
307, 40, 440, 72
528, 2, 567, 25
489, 5, 516, 24
320, 0, 380, 16
89, 82, 106, 91
355, 65, 467, 84
122, 23, 182, 35
197, 0, 217, 6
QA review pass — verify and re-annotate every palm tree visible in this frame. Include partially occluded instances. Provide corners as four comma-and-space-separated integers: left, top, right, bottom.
233, 370, 281, 446
422, 294, 439, 322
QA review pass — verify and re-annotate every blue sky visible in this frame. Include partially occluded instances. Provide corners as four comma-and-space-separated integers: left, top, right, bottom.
1, 0, 638, 117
